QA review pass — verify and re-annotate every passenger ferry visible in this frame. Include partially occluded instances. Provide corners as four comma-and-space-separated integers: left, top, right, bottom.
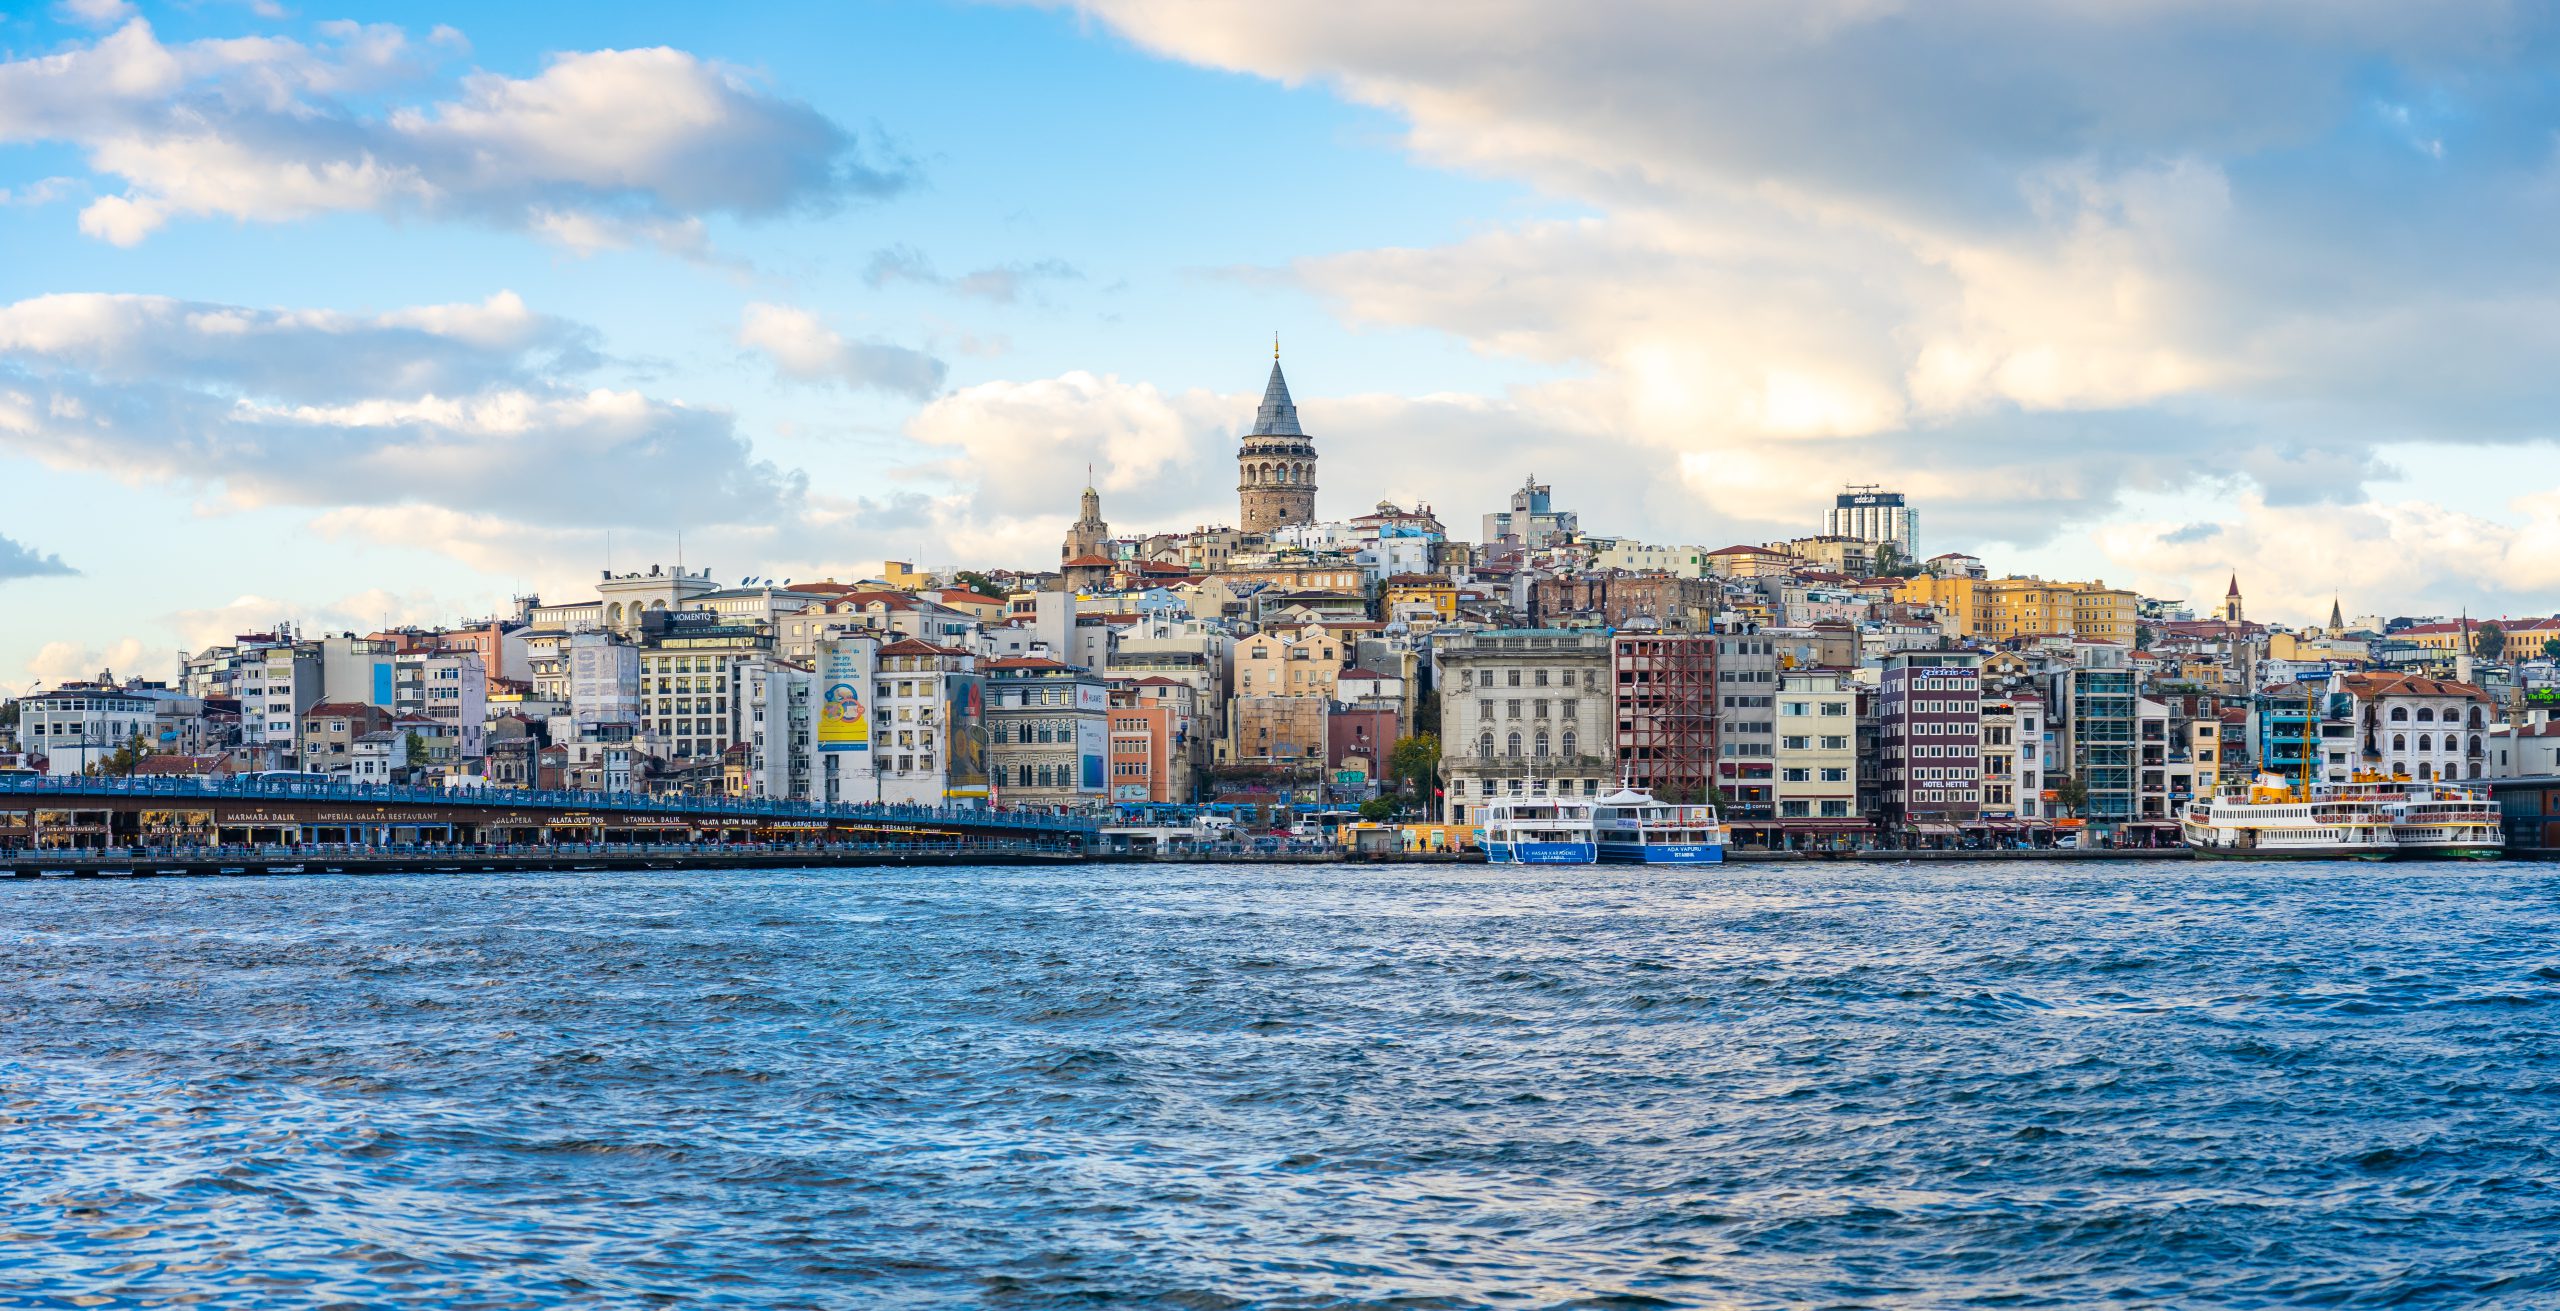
2384, 782, 2505, 860
2179, 776, 2397, 859
1590, 787, 1725, 864
1475, 797, 1597, 864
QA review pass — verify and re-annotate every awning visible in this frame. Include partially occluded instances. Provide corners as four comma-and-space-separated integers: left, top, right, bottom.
1912, 823, 1963, 835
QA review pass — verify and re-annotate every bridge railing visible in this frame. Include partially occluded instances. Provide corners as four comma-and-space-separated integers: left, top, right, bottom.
0, 774, 1098, 837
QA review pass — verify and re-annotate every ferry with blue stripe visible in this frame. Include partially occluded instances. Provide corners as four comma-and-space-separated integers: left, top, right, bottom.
1475, 797, 1597, 864
1592, 787, 1726, 864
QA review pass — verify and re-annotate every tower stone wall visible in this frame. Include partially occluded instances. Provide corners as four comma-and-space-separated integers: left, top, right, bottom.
1238, 356, 1316, 534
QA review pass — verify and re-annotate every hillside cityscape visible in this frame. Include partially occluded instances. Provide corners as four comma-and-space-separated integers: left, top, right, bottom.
5, 354, 2545, 850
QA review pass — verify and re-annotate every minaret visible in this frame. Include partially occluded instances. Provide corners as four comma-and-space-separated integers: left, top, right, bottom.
2223, 574, 2244, 624
1237, 338, 1317, 534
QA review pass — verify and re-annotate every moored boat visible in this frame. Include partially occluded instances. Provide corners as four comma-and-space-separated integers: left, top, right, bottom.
2383, 781, 2505, 860
1590, 787, 1725, 864
2180, 778, 2397, 860
1475, 797, 1597, 864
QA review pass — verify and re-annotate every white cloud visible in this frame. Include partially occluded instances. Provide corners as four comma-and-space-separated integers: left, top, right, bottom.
738, 302, 946, 398
51, 0, 135, 30
0, 20, 909, 253
1065, 1, 2560, 589
0, 289, 804, 530
24, 636, 146, 690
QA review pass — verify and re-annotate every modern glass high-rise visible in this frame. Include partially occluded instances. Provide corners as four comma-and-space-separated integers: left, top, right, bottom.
1824, 486, 1917, 561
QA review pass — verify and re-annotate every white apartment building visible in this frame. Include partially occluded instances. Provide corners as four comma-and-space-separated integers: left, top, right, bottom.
1773, 670, 1858, 823
15, 684, 182, 776
394, 651, 487, 760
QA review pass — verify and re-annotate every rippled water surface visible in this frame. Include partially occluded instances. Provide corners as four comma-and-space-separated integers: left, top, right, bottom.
7, 862, 2560, 1308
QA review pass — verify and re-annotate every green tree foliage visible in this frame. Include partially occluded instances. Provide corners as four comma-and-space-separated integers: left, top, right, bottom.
1358, 796, 1399, 822
2052, 773, 2089, 818
1387, 733, 1439, 796
2542, 636, 2560, 661
954, 570, 1001, 597
2476, 622, 2506, 662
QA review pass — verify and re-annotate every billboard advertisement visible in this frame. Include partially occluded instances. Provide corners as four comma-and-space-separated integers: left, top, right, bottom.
943, 673, 988, 799
1077, 717, 1107, 793
818, 639, 874, 754
568, 634, 639, 729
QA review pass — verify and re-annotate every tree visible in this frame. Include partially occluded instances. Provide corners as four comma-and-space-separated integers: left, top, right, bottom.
954, 570, 1001, 598
2476, 621, 2506, 662
1386, 732, 1439, 798
403, 730, 430, 782
1358, 796, 1399, 822
2543, 636, 2560, 661
87, 732, 149, 777
2052, 773, 2089, 819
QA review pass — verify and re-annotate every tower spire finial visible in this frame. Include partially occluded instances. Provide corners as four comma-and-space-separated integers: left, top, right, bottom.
1274, 330, 1280, 361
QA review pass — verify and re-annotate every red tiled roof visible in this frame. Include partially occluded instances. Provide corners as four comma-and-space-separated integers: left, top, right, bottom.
303, 701, 378, 718
1063, 554, 1116, 567
2337, 671, 2491, 701
877, 637, 968, 657
934, 589, 1005, 605
983, 657, 1071, 671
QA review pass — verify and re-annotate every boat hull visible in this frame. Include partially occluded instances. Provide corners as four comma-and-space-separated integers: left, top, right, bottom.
1484, 840, 1597, 865
1596, 841, 1724, 865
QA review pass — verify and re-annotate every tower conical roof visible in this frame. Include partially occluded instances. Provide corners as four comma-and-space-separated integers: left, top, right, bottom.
1249, 361, 1302, 437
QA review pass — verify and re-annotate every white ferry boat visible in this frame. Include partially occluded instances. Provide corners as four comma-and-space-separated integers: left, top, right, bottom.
2179, 777, 2397, 860
1590, 787, 1725, 865
2384, 782, 2505, 860
1476, 797, 1597, 865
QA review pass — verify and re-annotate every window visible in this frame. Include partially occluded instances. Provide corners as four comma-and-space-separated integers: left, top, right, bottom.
1478, 733, 1494, 759
1562, 729, 1577, 757
1478, 699, 1492, 721
1782, 701, 1809, 716
1507, 700, 1522, 719
1782, 767, 1810, 782
1534, 700, 1550, 718
1508, 670, 1521, 687
1820, 703, 1847, 717
1507, 732, 1523, 758
1534, 731, 1551, 758
1535, 670, 1550, 686
1783, 735, 1809, 750
1821, 768, 1849, 782
1820, 735, 1848, 750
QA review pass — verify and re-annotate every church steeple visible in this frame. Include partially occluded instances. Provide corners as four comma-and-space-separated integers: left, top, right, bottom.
2222, 574, 2244, 624
2327, 596, 2344, 632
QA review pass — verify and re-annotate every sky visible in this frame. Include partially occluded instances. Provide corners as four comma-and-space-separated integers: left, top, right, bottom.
7, 1, 2560, 693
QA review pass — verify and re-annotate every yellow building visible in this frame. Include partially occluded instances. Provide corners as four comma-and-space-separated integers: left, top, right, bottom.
1384, 577, 1459, 621
2067, 585, 2137, 646
1895, 573, 1982, 636
1233, 624, 1343, 699
1897, 574, 2139, 645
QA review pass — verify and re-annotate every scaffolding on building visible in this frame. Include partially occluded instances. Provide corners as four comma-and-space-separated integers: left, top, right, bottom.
1612, 634, 1717, 800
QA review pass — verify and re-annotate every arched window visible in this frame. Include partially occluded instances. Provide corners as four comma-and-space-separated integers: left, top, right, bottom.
1562, 729, 1578, 758
606, 602, 623, 626
2417, 762, 2433, 780
2417, 734, 2433, 752
2390, 706, 2409, 721
1478, 733, 1494, 759
1534, 731, 1551, 758
2416, 707, 2436, 722
1507, 731, 1523, 759
2471, 734, 2484, 755
2393, 734, 2406, 751
2471, 707, 2486, 728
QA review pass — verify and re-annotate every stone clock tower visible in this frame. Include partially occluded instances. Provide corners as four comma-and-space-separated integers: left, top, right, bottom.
1237, 344, 1316, 534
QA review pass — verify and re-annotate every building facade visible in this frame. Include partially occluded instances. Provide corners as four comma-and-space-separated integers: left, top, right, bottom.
1435, 630, 1613, 824
1879, 650, 1984, 834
